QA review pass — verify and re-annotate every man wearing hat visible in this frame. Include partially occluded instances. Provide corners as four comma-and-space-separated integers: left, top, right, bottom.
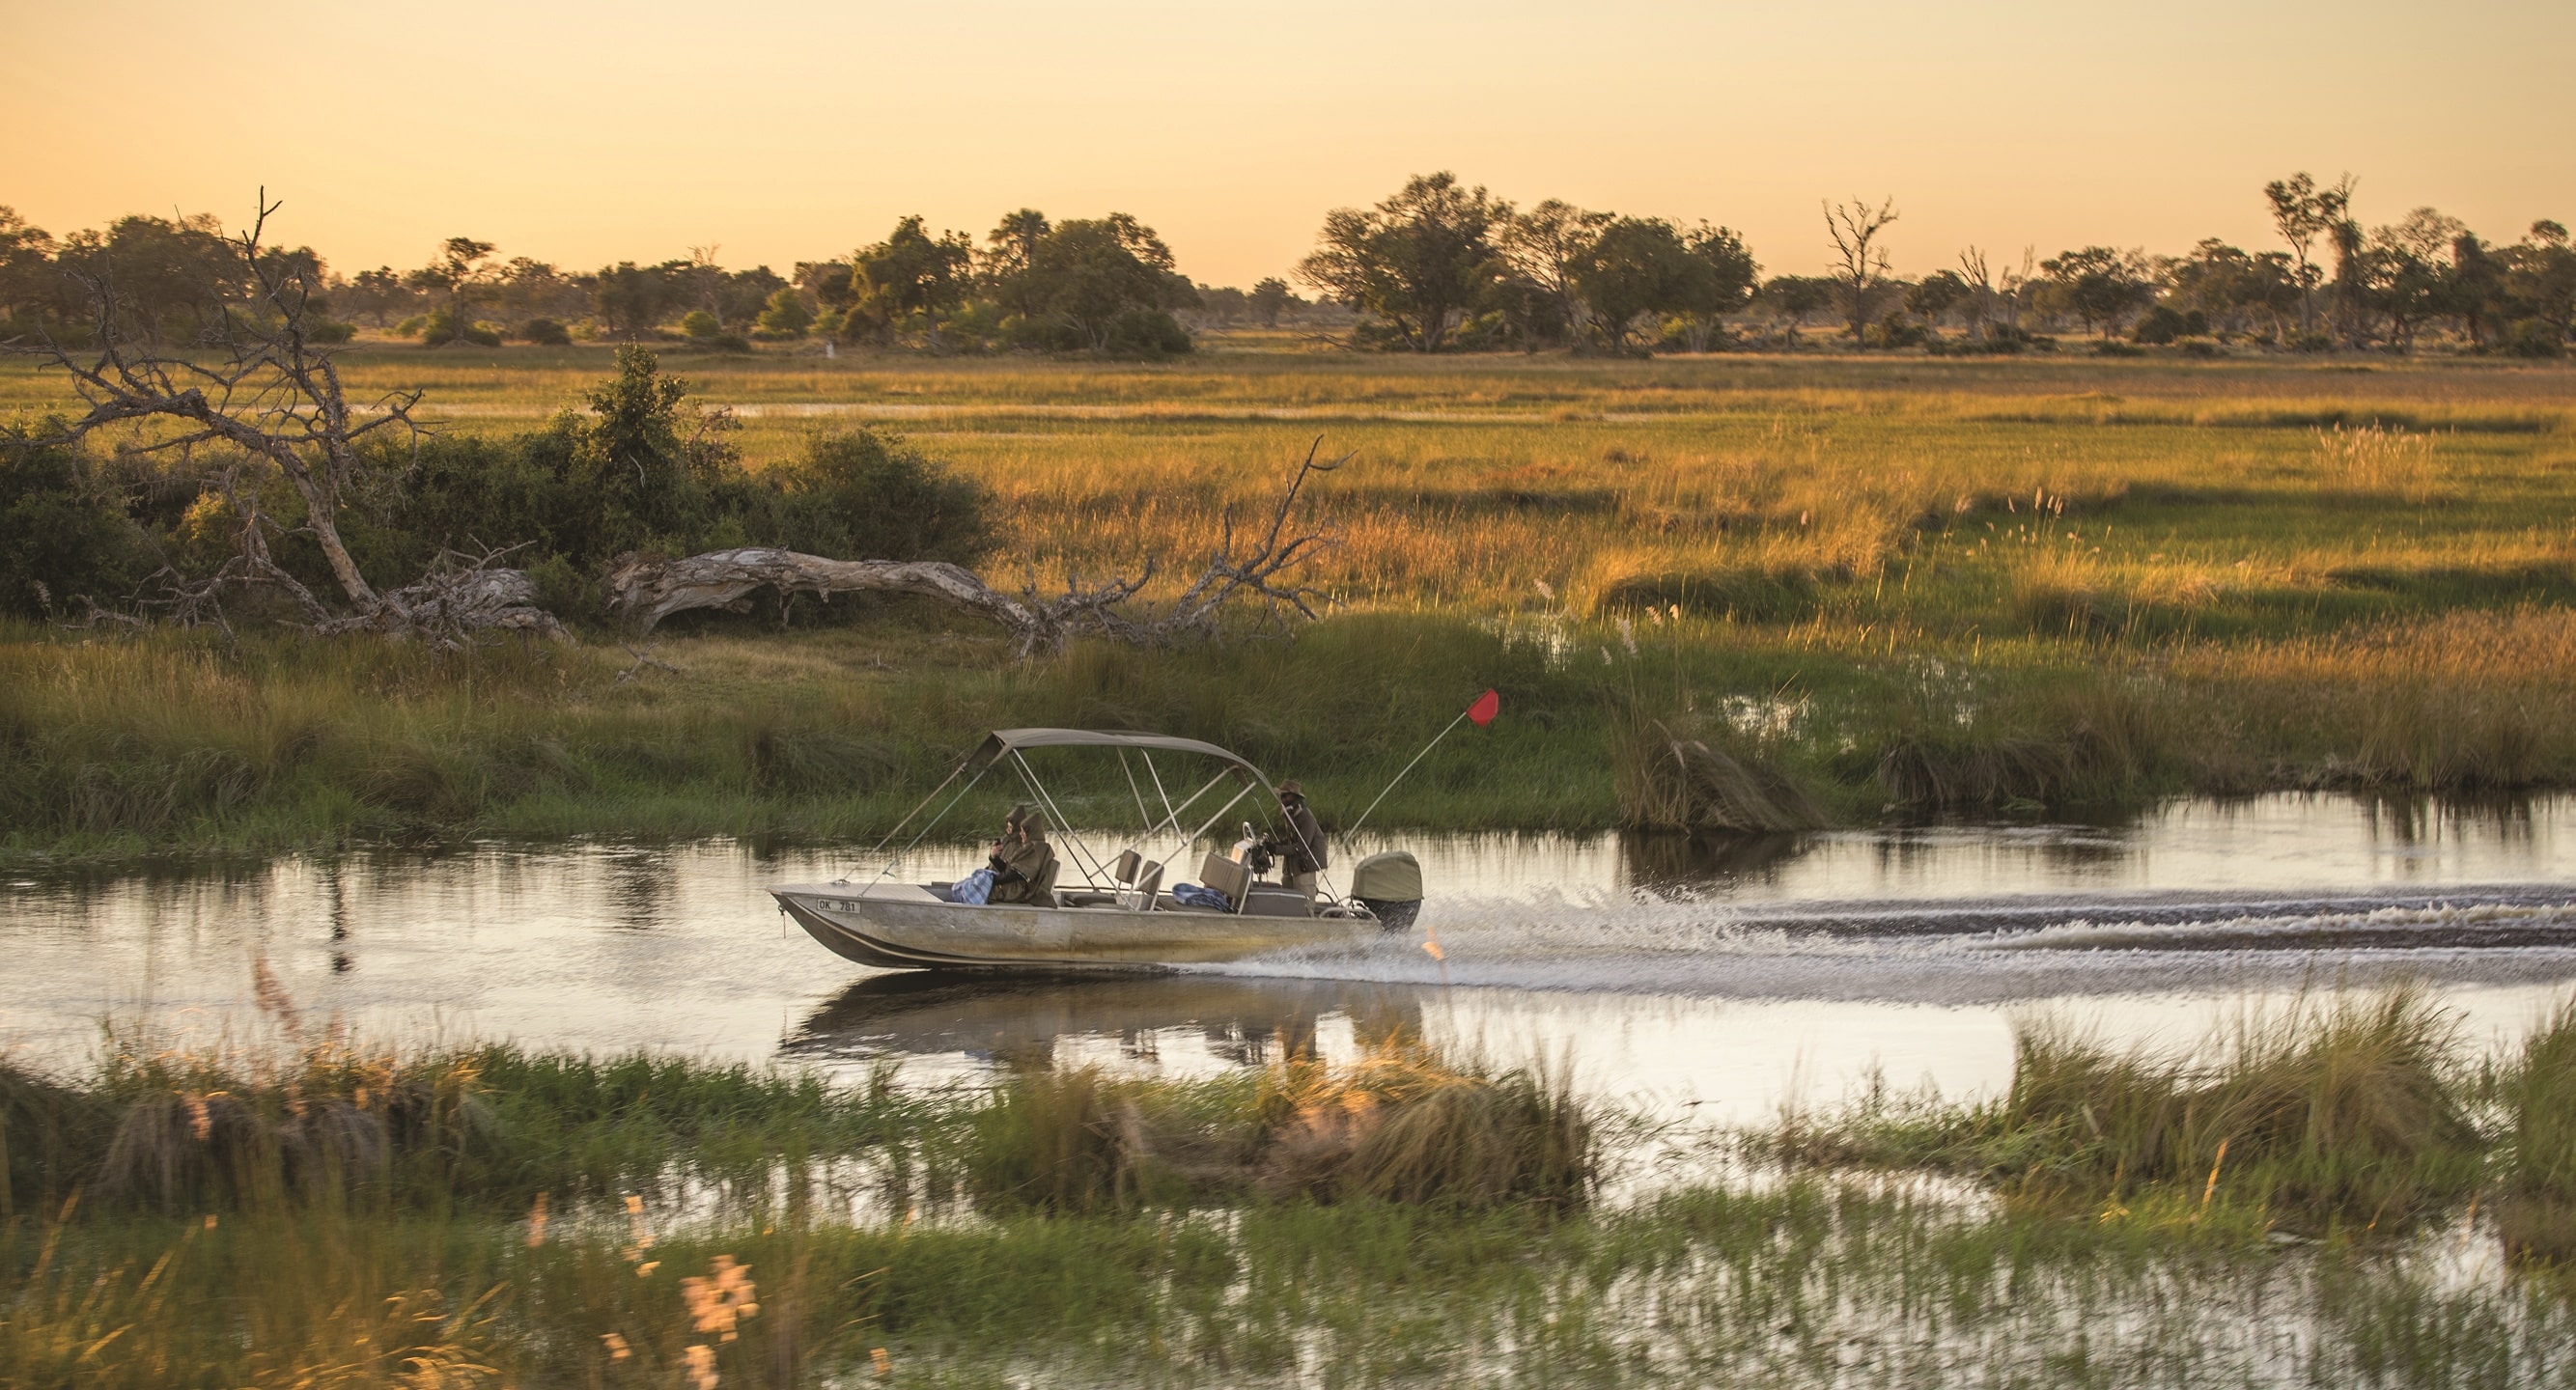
1270, 780, 1328, 899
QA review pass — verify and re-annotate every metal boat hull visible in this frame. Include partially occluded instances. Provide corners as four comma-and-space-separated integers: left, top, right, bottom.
770, 883, 1362, 970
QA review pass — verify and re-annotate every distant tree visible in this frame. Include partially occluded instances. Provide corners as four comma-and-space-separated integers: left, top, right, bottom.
1574, 217, 1701, 352
2036, 246, 2155, 338
1674, 223, 1758, 351
339, 266, 410, 326
2263, 172, 2353, 338
2168, 239, 2298, 339
1498, 199, 1610, 348
1823, 196, 1900, 340
1755, 275, 1835, 340
1250, 276, 1293, 327
48, 212, 244, 345
982, 208, 1052, 318
1298, 172, 1507, 352
1905, 269, 1969, 328
592, 261, 673, 340
406, 236, 498, 344
2510, 220, 2575, 338
794, 260, 857, 313
755, 286, 812, 336
1954, 246, 2000, 340
847, 216, 974, 348
1012, 213, 1196, 353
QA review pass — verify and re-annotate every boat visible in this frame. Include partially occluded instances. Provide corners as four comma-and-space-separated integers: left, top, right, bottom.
768, 728, 1425, 970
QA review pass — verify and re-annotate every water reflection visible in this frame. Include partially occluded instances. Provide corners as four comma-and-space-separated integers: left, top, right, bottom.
786, 973, 1429, 1069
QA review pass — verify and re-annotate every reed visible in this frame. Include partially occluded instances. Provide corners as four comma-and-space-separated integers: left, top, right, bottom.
967, 1037, 1597, 1214
2496, 996, 2576, 1266
1770, 985, 2488, 1236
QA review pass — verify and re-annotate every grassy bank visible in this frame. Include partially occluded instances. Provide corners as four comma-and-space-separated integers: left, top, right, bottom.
7, 995, 2576, 1386
10, 601, 2576, 865
8, 349, 2576, 862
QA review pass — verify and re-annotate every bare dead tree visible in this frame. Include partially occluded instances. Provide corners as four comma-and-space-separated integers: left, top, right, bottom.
6, 191, 556, 643
1824, 196, 1901, 341
606, 438, 1351, 655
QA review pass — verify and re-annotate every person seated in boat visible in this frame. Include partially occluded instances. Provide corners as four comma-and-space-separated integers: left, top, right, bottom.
985, 807, 1059, 905
1265, 780, 1329, 898
937, 806, 1048, 904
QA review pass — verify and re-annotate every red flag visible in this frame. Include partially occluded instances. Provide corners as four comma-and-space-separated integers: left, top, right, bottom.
1467, 688, 1499, 727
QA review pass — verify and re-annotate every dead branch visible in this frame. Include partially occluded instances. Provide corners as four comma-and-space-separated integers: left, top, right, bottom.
6, 190, 471, 641
604, 437, 1346, 655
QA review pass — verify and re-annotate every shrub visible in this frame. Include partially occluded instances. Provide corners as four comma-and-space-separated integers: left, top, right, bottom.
0, 429, 151, 617
518, 317, 572, 346
770, 430, 997, 565
681, 310, 721, 340
754, 287, 811, 337
417, 308, 501, 348
2130, 305, 2207, 345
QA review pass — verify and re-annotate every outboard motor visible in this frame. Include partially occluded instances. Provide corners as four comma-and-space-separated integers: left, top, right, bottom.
1349, 849, 1423, 932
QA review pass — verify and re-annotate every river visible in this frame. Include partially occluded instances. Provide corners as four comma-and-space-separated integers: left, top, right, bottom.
7, 792, 2574, 1129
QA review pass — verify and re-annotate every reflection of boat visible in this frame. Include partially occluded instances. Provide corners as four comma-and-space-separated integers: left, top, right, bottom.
769, 729, 1425, 970
782, 971, 1429, 1064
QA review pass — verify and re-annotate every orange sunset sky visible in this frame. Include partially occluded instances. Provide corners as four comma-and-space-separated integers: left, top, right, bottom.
4, 0, 2569, 287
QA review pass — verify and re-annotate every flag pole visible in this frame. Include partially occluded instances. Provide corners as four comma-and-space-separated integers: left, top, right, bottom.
1342, 689, 1497, 840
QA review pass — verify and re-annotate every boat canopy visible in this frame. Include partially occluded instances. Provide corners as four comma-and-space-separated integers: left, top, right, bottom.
973, 729, 1276, 793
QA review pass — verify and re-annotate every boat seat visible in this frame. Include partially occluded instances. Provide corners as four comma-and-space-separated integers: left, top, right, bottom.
1120, 859, 1165, 911
1197, 851, 1253, 913
1111, 849, 1143, 884
1056, 890, 1121, 907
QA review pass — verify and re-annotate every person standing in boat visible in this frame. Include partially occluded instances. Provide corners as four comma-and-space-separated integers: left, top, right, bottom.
1270, 780, 1328, 898
986, 806, 1058, 904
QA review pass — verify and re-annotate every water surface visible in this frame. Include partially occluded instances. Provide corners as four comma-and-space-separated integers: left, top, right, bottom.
7, 793, 2574, 1126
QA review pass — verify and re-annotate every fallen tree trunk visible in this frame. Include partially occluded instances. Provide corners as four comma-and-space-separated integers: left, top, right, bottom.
606, 439, 1351, 653
605, 548, 1040, 638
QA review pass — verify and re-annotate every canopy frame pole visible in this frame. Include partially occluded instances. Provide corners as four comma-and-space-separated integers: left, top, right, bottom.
1108, 766, 1231, 868
1010, 750, 1112, 888
1115, 750, 1155, 835
858, 754, 994, 899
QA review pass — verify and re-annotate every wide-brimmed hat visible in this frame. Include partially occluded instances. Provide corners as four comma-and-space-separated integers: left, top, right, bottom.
1277, 779, 1304, 799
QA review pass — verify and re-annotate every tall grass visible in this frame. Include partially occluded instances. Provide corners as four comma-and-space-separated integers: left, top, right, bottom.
966, 1037, 1596, 1214
2497, 997, 2576, 1265
1773, 986, 2487, 1237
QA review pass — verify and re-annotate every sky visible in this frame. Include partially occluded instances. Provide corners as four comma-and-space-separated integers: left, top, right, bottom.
4, 0, 2570, 289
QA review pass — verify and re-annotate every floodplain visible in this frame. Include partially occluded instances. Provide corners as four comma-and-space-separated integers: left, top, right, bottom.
9, 344, 2576, 1387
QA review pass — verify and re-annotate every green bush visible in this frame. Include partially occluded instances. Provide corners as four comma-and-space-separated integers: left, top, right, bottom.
771, 430, 997, 566
0, 428, 151, 617
417, 308, 500, 348
518, 317, 571, 346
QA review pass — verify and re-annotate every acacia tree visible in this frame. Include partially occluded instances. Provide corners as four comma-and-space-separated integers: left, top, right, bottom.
1824, 196, 1900, 341
10, 195, 553, 639
2036, 246, 2155, 338
1677, 224, 1759, 351
1498, 199, 1609, 348
2263, 171, 2353, 338
847, 216, 974, 347
405, 236, 497, 344
1298, 172, 1506, 352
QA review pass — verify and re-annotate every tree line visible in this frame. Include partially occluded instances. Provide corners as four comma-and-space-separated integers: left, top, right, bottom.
2, 169, 2569, 358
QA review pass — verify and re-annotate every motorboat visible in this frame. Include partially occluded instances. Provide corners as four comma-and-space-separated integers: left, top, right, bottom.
769, 728, 1424, 970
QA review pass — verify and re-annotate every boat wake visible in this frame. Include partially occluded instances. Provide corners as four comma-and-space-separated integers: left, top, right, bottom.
1192, 883, 2576, 1004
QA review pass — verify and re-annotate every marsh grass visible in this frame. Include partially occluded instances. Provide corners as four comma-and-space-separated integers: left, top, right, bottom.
10, 350, 2576, 860
967, 1037, 1596, 1214
11, 1002, 2576, 1386
2495, 998, 2576, 1266
1773, 986, 2487, 1237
